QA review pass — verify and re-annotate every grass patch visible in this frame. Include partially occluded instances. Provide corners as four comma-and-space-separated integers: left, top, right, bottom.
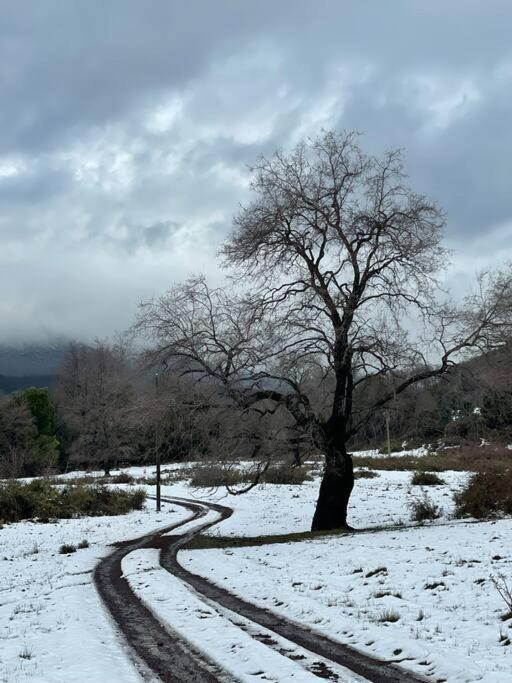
373, 590, 402, 599
184, 527, 351, 550
409, 493, 441, 522
410, 471, 445, 486
374, 609, 400, 623
454, 470, 512, 519
0, 479, 146, 523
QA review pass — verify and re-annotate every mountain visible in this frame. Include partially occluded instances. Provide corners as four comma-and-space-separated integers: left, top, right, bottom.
0, 340, 70, 393
0, 374, 57, 393
0, 340, 69, 376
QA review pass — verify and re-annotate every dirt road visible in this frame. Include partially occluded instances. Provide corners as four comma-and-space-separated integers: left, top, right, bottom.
95, 495, 431, 683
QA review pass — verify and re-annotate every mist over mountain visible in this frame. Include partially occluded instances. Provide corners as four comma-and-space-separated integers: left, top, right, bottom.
0, 340, 69, 376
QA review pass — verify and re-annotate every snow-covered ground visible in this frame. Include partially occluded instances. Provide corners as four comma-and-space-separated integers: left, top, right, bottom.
2, 462, 512, 682
0, 497, 189, 682
177, 470, 512, 683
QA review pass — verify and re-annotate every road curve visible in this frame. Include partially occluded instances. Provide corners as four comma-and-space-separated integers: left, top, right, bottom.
95, 494, 431, 683
93, 499, 232, 683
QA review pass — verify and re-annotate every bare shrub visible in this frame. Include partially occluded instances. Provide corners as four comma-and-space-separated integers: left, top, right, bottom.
189, 462, 312, 488
261, 462, 312, 485
188, 464, 247, 488
411, 471, 445, 486
109, 472, 135, 484
409, 493, 441, 522
454, 471, 512, 519
59, 543, 76, 554
355, 469, 380, 479
491, 574, 512, 620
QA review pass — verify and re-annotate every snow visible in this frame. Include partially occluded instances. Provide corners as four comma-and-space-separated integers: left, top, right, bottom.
2, 463, 512, 682
351, 447, 430, 459
0, 499, 188, 682
179, 470, 512, 683
122, 549, 364, 682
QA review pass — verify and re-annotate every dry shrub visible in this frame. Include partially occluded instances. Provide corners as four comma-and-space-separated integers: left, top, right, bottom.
355, 469, 380, 479
188, 465, 247, 488
109, 472, 135, 484
409, 493, 441, 522
454, 470, 512, 519
0, 479, 146, 523
189, 462, 312, 488
411, 471, 445, 486
261, 462, 312, 485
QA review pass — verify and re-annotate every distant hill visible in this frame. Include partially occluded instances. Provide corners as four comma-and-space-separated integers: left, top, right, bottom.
0, 340, 69, 377
0, 374, 57, 394
0, 340, 70, 393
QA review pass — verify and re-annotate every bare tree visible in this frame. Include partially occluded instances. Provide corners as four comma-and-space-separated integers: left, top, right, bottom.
56, 341, 136, 474
0, 396, 34, 478
136, 131, 512, 530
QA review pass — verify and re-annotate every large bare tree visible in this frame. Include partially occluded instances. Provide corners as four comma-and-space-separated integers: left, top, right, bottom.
137, 131, 512, 530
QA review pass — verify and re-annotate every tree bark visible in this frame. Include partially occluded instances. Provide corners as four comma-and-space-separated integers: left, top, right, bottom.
311, 449, 354, 531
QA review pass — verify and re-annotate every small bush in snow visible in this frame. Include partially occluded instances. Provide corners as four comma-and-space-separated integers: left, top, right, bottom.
354, 469, 380, 479
77, 539, 90, 549
411, 471, 445, 486
109, 472, 135, 484
374, 609, 400, 623
409, 493, 441, 522
261, 463, 312, 485
18, 646, 33, 660
189, 462, 312, 488
188, 465, 247, 488
59, 543, 77, 554
454, 471, 512, 519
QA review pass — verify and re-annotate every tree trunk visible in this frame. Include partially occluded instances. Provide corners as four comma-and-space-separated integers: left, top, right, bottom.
311, 449, 354, 531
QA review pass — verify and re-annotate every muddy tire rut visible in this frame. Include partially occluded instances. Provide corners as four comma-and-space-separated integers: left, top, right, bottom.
94, 495, 431, 683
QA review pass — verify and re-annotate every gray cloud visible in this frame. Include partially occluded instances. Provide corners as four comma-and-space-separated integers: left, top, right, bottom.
0, 1, 511, 342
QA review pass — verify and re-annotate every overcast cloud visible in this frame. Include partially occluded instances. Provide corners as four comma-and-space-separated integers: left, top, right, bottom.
1, 0, 511, 342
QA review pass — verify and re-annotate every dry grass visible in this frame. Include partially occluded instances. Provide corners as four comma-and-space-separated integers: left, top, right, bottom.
354, 443, 512, 473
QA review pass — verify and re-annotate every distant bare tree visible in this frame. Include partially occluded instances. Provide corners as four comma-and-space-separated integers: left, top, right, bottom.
0, 396, 34, 478
56, 341, 136, 474
136, 131, 512, 530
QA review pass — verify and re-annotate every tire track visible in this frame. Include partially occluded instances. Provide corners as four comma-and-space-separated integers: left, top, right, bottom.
95, 494, 431, 683
159, 496, 430, 683
93, 500, 232, 683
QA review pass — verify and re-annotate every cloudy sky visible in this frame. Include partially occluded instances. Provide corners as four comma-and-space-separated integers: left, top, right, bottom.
0, 1, 511, 343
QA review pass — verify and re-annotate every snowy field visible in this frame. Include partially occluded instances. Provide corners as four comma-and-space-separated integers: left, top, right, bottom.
0, 496, 189, 682
1, 461, 512, 682
178, 470, 512, 682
